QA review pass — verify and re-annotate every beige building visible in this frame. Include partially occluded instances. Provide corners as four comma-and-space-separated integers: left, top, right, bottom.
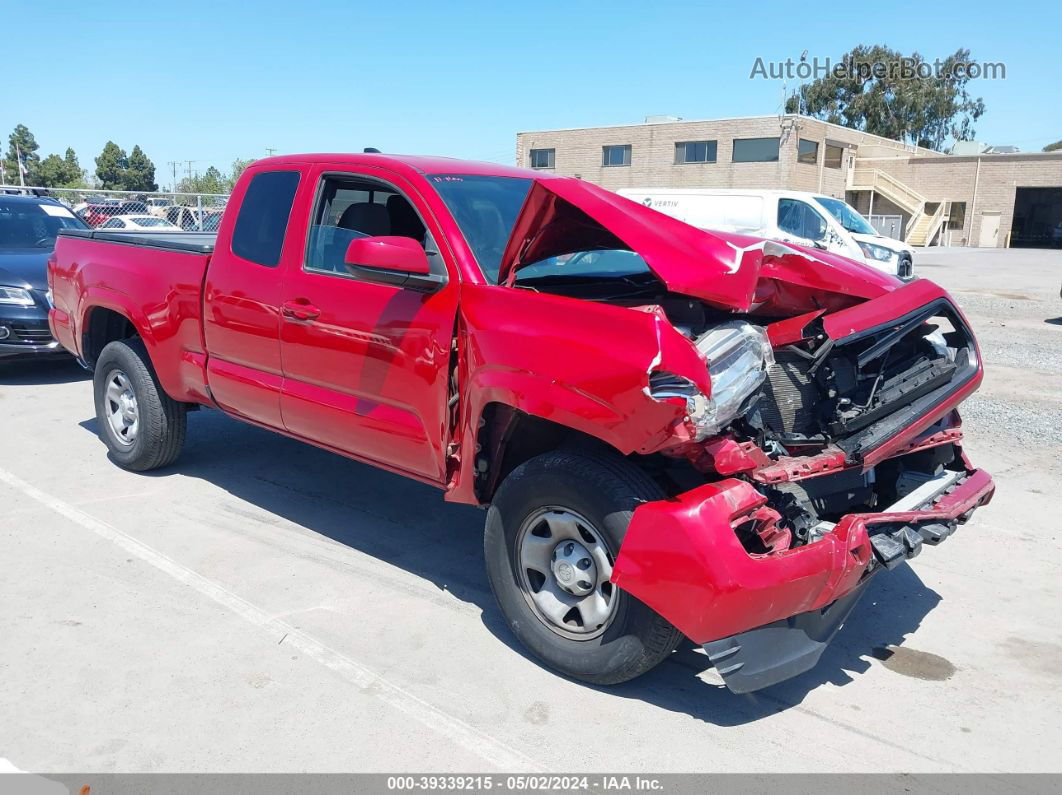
515, 114, 1062, 248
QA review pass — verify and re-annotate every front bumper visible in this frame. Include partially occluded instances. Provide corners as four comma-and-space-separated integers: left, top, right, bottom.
0, 307, 64, 359
0, 340, 64, 358
897, 253, 914, 280
703, 579, 870, 694
611, 463, 994, 692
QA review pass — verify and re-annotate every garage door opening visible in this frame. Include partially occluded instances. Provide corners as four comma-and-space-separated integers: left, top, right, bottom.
1010, 187, 1062, 248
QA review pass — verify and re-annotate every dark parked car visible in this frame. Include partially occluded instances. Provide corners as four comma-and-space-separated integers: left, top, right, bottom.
0, 195, 88, 359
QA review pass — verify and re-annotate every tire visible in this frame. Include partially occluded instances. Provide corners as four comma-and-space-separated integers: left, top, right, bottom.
93, 338, 186, 471
484, 449, 682, 685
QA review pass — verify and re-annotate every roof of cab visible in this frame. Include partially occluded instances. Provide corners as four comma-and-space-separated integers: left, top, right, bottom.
248, 153, 547, 180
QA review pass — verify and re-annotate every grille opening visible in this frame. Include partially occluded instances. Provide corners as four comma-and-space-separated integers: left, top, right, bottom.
755, 300, 976, 452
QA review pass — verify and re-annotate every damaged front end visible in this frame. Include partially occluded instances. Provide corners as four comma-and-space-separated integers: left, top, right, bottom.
471, 177, 993, 692
612, 279, 994, 693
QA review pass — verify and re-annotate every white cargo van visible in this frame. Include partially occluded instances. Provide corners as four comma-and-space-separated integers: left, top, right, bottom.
617, 188, 914, 279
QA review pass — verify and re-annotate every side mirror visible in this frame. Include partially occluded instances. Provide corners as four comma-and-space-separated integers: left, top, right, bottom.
343, 236, 444, 292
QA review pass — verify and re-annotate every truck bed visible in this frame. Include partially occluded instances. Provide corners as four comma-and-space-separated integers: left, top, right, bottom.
58, 228, 216, 254
50, 229, 215, 405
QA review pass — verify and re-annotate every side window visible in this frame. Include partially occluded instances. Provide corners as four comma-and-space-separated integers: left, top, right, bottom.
305, 176, 429, 275
778, 199, 827, 241
231, 170, 300, 266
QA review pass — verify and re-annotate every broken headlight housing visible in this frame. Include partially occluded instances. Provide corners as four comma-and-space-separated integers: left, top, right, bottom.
650, 321, 774, 440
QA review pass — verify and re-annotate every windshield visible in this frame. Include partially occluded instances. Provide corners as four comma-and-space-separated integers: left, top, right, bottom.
0, 201, 87, 248
517, 249, 650, 283
429, 175, 532, 282
130, 216, 171, 227
816, 196, 877, 235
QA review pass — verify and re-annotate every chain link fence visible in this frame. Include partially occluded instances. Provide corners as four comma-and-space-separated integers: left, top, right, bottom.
0, 185, 229, 231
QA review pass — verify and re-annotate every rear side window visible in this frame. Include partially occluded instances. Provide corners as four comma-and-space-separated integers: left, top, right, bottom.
231, 170, 300, 266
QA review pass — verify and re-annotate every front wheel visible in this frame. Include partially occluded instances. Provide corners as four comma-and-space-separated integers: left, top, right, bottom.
484, 450, 682, 685
93, 338, 186, 471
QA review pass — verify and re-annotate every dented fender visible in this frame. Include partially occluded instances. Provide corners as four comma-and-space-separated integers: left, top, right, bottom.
444, 282, 710, 503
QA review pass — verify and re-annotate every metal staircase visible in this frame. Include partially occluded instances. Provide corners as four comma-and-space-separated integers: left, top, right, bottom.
848, 167, 947, 246
906, 204, 948, 246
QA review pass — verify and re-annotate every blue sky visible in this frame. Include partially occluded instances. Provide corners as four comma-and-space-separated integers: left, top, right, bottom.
9, 0, 1061, 187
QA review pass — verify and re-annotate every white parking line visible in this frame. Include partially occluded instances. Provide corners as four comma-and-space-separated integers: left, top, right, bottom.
0, 466, 542, 773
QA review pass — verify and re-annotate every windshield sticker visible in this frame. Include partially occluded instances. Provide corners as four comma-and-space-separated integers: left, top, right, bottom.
39, 204, 76, 218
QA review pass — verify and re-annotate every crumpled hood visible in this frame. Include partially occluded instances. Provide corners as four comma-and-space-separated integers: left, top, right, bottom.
498, 178, 899, 313
0, 250, 50, 290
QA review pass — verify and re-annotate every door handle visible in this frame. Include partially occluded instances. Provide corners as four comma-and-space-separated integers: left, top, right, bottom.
281, 300, 320, 322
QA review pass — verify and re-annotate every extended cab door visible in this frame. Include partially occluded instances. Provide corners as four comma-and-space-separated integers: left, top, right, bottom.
202, 168, 304, 428
277, 164, 459, 482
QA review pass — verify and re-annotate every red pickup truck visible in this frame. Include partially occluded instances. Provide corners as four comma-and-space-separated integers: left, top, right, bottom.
49, 154, 994, 693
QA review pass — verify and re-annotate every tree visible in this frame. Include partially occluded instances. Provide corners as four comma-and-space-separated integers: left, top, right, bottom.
173, 158, 254, 196
1044, 140, 1062, 152
227, 157, 254, 191
4, 124, 41, 184
36, 155, 64, 187
125, 145, 158, 191
177, 165, 223, 194
785, 45, 986, 151
198, 165, 226, 194
36, 148, 85, 188
95, 141, 129, 189
63, 148, 83, 184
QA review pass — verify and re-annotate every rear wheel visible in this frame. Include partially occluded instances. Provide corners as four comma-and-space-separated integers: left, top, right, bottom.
93, 338, 186, 471
484, 450, 682, 685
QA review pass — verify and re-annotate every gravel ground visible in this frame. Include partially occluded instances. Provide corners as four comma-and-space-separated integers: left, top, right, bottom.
914, 246, 1062, 458
962, 394, 1062, 447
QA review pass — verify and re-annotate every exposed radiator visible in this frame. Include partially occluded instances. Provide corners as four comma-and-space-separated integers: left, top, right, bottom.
759, 354, 820, 436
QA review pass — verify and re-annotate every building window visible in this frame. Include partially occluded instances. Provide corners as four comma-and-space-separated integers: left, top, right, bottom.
824, 144, 844, 169
948, 202, 967, 229
602, 145, 632, 167
674, 140, 717, 164
732, 137, 780, 163
529, 148, 555, 169
798, 139, 819, 165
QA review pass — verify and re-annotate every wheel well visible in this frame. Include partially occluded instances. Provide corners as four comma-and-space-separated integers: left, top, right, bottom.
474, 402, 614, 503
82, 308, 138, 367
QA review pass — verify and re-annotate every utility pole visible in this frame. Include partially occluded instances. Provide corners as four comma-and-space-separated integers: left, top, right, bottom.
167, 161, 180, 192
265, 147, 276, 157
184, 160, 197, 192
15, 141, 25, 187
799, 50, 809, 116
